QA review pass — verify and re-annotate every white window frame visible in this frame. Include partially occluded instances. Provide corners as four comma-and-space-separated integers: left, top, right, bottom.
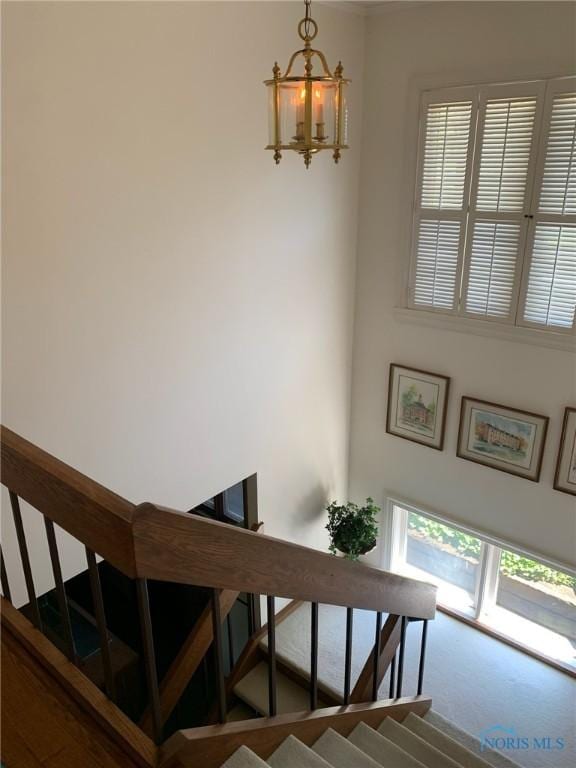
387, 496, 575, 614
406, 76, 576, 337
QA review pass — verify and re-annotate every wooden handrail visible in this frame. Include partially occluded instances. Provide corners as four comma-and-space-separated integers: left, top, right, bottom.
1, 426, 137, 576
132, 503, 437, 618
0, 426, 437, 619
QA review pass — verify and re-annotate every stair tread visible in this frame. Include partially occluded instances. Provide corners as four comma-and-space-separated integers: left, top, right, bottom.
233, 661, 329, 716
423, 712, 523, 768
348, 722, 428, 768
378, 717, 463, 768
405, 713, 494, 768
221, 746, 269, 768
313, 727, 382, 768
259, 604, 381, 701
268, 735, 333, 768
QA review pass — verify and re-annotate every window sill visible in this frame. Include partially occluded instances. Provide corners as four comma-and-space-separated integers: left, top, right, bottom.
393, 307, 576, 353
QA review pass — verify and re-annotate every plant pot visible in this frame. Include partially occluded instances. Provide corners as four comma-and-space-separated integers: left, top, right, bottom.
333, 533, 377, 558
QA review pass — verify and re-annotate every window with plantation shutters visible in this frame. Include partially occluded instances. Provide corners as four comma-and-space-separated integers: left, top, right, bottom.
520, 80, 576, 330
408, 76, 576, 336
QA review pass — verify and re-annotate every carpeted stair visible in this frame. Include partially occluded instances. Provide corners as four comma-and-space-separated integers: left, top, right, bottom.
220, 712, 524, 767
224, 603, 523, 768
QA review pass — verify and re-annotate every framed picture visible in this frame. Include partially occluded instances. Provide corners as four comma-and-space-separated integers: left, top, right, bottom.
554, 407, 576, 496
457, 397, 549, 482
386, 364, 450, 450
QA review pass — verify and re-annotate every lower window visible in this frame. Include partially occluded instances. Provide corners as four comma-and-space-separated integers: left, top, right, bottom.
390, 502, 576, 672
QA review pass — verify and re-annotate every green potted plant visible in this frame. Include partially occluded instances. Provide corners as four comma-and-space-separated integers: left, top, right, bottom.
326, 498, 380, 561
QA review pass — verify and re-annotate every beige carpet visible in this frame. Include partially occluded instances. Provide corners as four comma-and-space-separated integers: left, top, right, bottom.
260, 604, 575, 768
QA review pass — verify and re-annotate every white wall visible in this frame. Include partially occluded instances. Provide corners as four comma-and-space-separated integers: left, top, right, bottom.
1, 1, 365, 605
349, 1, 576, 569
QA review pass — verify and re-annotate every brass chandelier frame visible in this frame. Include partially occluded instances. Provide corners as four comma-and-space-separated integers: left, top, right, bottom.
264, 0, 350, 168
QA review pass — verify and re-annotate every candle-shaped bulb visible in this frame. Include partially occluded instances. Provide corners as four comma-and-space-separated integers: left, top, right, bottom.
315, 88, 324, 124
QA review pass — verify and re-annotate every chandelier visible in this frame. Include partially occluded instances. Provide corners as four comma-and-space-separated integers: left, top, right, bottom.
265, 0, 350, 168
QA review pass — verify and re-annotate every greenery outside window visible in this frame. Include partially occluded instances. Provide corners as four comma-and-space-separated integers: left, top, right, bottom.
389, 501, 576, 673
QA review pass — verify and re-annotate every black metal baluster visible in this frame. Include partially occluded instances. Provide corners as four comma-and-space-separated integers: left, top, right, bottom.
0, 545, 12, 603
85, 548, 116, 702
417, 619, 428, 695
388, 652, 396, 699
10, 492, 42, 629
396, 616, 407, 699
136, 578, 162, 744
343, 607, 353, 705
267, 595, 277, 717
248, 593, 257, 636
226, 612, 235, 671
371, 611, 382, 701
44, 518, 75, 662
202, 656, 210, 699
310, 602, 319, 710
211, 589, 227, 724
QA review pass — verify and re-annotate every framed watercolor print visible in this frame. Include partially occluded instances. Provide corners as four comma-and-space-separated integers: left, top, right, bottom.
457, 397, 549, 482
554, 407, 576, 496
386, 364, 450, 450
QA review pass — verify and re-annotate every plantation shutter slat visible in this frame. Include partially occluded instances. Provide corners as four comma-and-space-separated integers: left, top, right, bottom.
461, 84, 542, 321
523, 225, 576, 327
538, 93, 576, 215
420, 102, 473, 210
414, 220, 462, 309
475, 97, 538, 212
521, 78, 576, 331
411, 90, 476, 313
465, 221, 521, 318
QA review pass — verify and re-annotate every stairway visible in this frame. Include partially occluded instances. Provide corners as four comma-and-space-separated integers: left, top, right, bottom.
223, 602, 522, 768
220, 711, 523, 768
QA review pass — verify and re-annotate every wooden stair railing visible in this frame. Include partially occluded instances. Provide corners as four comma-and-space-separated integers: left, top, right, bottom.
1, 427, 436, 617
1, 425, 437, 761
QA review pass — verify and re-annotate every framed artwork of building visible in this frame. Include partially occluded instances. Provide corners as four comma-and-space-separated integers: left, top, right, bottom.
386, 364, 450, 451
554, 407, 576, 496
457, 397, 549, 482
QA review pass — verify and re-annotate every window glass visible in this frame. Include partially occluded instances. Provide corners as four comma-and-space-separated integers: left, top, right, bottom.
404, 511, 482, 614
493, 550, 576, 666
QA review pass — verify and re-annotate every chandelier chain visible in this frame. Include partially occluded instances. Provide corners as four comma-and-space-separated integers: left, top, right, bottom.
303, 0, 313, 41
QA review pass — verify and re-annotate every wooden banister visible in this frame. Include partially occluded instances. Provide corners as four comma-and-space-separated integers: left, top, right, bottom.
1, 427, 436, 619
1, 427, 137, 576
132, 503, 437, 619
1, 426, 438, 756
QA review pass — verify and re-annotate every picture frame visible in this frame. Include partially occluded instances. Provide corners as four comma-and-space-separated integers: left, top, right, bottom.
457, 397, 549, 482
554, 407, 576, 496
386, 364, 450, 451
